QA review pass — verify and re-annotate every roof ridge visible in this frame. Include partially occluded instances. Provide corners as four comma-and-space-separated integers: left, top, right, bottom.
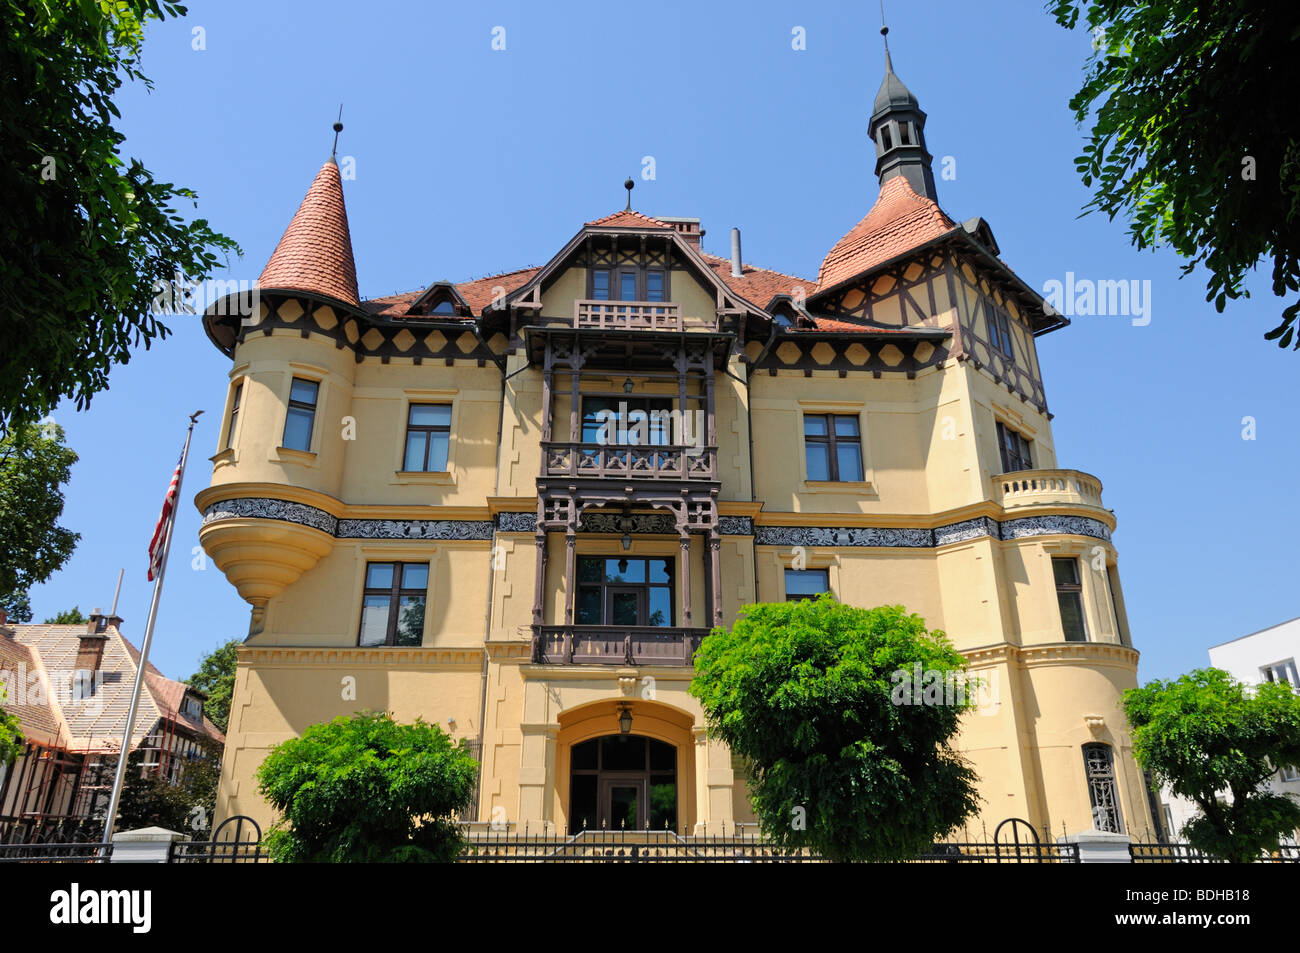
698, 252, 812, 285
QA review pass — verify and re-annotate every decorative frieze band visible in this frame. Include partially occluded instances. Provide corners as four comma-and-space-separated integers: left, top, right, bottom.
206, 498, 1110, 547
756, 514, 1109, 548
202, 498, 494, 541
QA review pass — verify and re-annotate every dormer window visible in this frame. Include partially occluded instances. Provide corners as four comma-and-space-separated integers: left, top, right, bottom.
430, 299, 456, 315
181, 694, 204, 719
589, 267, 668, 302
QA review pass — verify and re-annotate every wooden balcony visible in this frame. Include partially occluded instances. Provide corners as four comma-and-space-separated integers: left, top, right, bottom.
532, 625, 709, 666
574, 299, 683, 331
992, 469, 1105, 511
543, 442, 716, 481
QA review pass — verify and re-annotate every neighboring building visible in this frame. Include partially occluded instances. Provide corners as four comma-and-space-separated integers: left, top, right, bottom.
0, 610, 225, 842
1158, 617, 1300, 840
198, 48, 1153, 838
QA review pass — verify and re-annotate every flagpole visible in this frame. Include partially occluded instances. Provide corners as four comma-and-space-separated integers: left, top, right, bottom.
100, 410, 204, 846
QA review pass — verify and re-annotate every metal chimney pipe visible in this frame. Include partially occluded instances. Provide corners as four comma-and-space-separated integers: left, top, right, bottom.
730, 228, 742, 277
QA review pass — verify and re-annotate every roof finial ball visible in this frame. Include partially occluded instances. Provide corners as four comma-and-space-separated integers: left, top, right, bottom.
624, 177, 635, 211
331, 104, 344, 160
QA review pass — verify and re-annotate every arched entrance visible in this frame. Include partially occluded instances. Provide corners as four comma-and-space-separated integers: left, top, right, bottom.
554, 699, 696, 834
568, 735, 676, 832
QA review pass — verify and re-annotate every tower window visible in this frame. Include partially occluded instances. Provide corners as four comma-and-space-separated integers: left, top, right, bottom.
898, 122, 911, 145
225, 381, 242, 451
1053, 557, 1088, 643
995, 421, 1033, 474
1082, 743, 1124, 833
282, 378, 319, 452
880, 125, 893, 150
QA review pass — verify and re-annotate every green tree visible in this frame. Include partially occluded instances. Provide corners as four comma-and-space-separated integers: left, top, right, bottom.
1124, 668, 1300, 862
187, 639, 240, 732
115, 738, 221, 834
0, 0, 240, 432
255, 711, 479, 863
690, 596, 981, 862
0, 422, 79, 622
0, 687, 23, 766
43, 606, 87, 624
1050, 1, 1300, 349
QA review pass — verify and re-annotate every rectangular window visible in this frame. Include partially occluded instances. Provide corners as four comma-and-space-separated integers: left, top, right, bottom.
225, 382, 243, 451
575, 556, 674, 627
645, 269, 665, 302
403, 403, 452, 472
898, 122, 911, 145
358, 562, 429, 647
996, 421, 1033, 474
1053, 557, 1087, 642
618, 269, 638, 301
803, 414, 864, 482
581, 396, 673, 446
282, 377, 319, 452
987, 307, 1014, 358
591, 268, 611, 300
785, 569, 829, 602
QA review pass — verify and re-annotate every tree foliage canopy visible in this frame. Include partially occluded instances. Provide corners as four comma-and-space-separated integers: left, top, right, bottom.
690, 597, 980, 862
0, 0, 240, 431
1124, 668, 1300, 862
186, 639, 240, 733
43, 606, 87, 624
256, 711, 479, 863
1050, 0, 1300, 348
0, 422, 79, 622
0, 687, 22, 767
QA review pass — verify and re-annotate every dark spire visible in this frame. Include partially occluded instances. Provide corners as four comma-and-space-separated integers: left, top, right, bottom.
330, 105, 343, 161
624, 177, 635, 211
869, 25, 937, 201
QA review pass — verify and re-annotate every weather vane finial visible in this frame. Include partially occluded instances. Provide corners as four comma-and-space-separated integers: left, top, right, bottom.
331, 104, 344, 159
624, 176, 635, 211
880, 0, 892, 68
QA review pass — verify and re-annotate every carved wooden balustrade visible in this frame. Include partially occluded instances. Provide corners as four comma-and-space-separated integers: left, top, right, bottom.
574, 300, 683, 331
542, 442, 717, 481
532, 625, 709, 666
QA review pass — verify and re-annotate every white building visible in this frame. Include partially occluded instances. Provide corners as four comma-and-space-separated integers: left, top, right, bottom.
1158, 616, 1300, 841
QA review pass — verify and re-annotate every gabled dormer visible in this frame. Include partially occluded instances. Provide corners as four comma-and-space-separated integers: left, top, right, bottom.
407, 281, 472, 318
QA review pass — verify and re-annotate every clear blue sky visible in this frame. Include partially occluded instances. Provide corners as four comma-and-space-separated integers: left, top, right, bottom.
29, 0, 1299, 684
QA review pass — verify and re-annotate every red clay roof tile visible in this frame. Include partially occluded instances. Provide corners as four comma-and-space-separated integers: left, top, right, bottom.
585, 209, 673, 229
817, 176, 955, 291
258, 159, 360, 307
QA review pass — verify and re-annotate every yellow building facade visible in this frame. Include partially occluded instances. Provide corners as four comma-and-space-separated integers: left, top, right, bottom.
199, 58, 1153, 841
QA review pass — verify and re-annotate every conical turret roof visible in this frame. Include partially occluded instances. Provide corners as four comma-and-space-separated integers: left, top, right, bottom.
258, 158, 360, 307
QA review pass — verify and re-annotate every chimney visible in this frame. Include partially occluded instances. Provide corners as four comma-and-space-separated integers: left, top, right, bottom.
77, 607, 108, 673
730, 228, 743, 277
656, 216, 703, 248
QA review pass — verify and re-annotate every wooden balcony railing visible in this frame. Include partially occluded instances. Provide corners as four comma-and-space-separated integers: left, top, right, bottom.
543, 442, 716, 481
575, 299, 683, 331
532, 625, 709, 666
992, 469, 1105, 511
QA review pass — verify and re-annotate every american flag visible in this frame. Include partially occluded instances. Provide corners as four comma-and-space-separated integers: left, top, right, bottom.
147, 452, 184, 581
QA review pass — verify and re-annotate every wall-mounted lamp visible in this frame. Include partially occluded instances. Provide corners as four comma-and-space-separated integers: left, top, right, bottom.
618, 513, 634, 551
617, 704, 633, 735
623, 377, 634, 394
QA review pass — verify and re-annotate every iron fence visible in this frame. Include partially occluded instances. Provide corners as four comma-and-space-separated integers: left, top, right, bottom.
0, 841, 112, 863
1130, 842, 1300, 863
